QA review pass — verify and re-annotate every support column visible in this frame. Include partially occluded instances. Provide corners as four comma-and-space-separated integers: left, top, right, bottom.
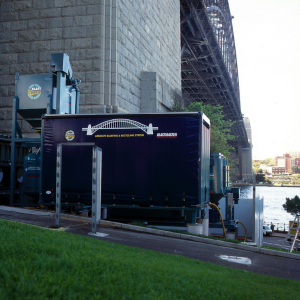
242, 148, 253, 183
140, 72, 158, 113
238, 144, 243, 180
99, 0, 106, 113
111, 0, 118, 113
104, 0, 112, 113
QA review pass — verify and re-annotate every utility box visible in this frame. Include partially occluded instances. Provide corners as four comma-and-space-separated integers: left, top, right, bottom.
14, 53, 79, 131
16, 73, 53, 130
41, 112, 210, 212
210, 153, 229, 204
210, 153, 225, 194
17, 73, 52, 110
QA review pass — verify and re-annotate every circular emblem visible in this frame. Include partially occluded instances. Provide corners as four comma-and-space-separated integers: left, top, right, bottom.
28, 84, 42, 99
65, 130, 75, 141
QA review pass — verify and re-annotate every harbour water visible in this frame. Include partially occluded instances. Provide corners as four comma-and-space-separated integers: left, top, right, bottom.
240, 186, 300, 231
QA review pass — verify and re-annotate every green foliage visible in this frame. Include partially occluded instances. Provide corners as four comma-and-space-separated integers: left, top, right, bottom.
129, 221, 147, 227
170, 90, 191, 112
262, 245, 300, 254
261, 158, 275, 166
187, 102, 235, 159
252, 159, 274, 174
255, 169, 267, 183
1, 220, 300, 299
268, 174, 300, 186
283, 195, 300, 215
252, 161, 260, 174
291, 165, 300, 174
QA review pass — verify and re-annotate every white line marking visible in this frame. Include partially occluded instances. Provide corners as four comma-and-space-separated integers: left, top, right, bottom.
88, 232, 109, 237
263, 242, 283, 247
217, 255, 252, 265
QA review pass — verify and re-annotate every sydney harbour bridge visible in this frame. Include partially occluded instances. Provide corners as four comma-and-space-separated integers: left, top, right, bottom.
180, 0, 249, 155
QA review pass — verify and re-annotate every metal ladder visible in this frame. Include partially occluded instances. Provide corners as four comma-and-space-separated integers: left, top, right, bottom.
281, 214, 300, 253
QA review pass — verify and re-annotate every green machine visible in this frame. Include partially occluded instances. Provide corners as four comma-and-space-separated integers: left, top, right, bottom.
10, 53, 80, 206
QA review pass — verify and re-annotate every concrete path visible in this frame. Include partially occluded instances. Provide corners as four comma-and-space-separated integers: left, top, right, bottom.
1, 206, 300, 281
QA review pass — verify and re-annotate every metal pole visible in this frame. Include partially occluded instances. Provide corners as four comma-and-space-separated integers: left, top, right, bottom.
91, 146, 102, 233
252, 167, 256, 244
98, 148, 102, 225
75, 87, 80, 114
55, 144, 62, 228
10, 97, 18, 206
92, 146, 97, 233
39, 119, 45, 205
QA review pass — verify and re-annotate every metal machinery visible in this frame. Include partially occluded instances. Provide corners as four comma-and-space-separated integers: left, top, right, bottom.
40, 112, 211, 223
0, 134, 27, 204
209, 153, 240, 232
9, 53, 80, 206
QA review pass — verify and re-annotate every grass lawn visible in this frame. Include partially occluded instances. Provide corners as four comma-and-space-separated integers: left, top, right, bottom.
263, 245, 300, 255
0, 219, 299, 299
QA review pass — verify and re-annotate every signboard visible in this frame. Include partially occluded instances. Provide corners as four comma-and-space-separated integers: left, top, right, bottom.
42, 113, 210, 208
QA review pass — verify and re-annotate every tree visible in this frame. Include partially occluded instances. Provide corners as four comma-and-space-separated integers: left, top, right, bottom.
255, 169, 267, 183
283, 195, 300, 215
170, 90, 192, 112
262, 158, 275, 166
291, 165, 300, 174
186, 102, 235, 159
252, 161, 261, 174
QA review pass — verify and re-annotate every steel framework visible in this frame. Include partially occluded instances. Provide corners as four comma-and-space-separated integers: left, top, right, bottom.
82, 119, 158, 136
180, 0, 249, 148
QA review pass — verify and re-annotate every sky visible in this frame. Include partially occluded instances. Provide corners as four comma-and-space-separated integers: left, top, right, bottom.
228, 0, 300, 160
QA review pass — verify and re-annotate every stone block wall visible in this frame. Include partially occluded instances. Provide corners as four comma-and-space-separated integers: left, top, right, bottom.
0, 0, 181, 136
117, 0, 181, 113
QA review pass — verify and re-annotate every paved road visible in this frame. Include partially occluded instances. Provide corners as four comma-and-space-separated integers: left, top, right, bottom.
263, 235, 285, 248
1, 208, 300, 281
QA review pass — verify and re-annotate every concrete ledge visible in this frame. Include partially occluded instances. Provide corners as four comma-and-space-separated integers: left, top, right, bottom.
100, 219, 300, 260
0, 206, 53, 216
163, 231, 181, 238
1, 206, 300, 260
101, 220, 122, 228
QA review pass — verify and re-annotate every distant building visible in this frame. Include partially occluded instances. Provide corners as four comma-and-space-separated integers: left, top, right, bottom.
295, 158, 300, 166
288, 151, 300, 157
291, 158, 295, 167
272, 167, 285, 174
276, 157, 285, 167
275, 154, 291, 173
259, 164, 269, 173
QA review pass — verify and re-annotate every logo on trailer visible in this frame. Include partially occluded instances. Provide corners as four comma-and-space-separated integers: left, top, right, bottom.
82, 119, 158, 135
157, 133, 177, 138
28, 84, 42, 99
65, 130, 75, 141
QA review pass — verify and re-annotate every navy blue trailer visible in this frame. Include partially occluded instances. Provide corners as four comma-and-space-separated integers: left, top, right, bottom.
41, 112, 210, 222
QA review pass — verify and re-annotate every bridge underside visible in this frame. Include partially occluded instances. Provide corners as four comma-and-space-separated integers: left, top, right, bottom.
180, 0, 249, 149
